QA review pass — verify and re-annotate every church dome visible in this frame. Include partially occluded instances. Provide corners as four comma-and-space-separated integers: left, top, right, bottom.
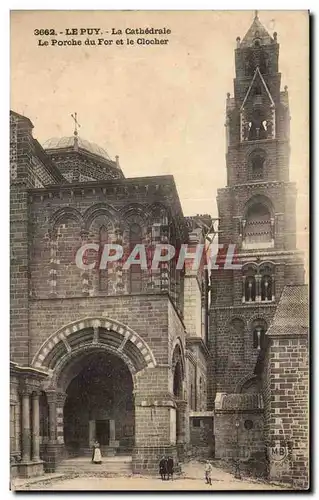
42, 135, 124, 182
43, 136, 112, 162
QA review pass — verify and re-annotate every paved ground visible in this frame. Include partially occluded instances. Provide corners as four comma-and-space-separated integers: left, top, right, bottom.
12, 461, 290, 491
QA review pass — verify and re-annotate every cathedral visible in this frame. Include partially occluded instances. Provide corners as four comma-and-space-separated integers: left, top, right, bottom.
10, 14, 309, 489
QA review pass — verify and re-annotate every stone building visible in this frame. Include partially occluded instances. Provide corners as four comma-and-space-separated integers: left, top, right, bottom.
255, 284, 309, 489
209, 13, 308, 486
10, 13, 308, 487
10, 107, 212, 477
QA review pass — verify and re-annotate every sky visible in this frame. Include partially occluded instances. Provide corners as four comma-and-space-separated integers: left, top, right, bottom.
10, 10, 309, 251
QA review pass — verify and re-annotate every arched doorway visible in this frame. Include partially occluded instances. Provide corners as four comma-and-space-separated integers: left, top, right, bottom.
32, 317, 158, 470
61, 350, 134, 457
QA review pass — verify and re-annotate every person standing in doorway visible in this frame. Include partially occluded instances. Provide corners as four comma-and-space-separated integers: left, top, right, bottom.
205, 460, 212, 485
92, 440, 102, 464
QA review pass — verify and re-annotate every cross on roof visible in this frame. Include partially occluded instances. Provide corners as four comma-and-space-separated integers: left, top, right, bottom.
71, 112, 81, 136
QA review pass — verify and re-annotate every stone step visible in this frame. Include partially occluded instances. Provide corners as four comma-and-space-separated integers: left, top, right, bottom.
56, 458, 132, 475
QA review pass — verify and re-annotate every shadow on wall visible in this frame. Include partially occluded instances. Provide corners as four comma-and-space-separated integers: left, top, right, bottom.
237, 450, 268, 478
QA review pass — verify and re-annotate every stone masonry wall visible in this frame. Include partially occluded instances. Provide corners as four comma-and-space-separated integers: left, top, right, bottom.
263, 335, 309, 489
183, 276, 201, 338
214, 411, 265, 475
29, 295, 178, 366
209, 304, 276, 395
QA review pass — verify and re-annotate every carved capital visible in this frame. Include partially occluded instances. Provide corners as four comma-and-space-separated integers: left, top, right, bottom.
19, 380, 37, 397
45, 390, 57, 405
56, 392, 67, 406
31, 390, 41, 399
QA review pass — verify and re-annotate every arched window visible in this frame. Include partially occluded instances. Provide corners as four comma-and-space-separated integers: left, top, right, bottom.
242, 262, 275, 303
242, 197, 274, 249
242, 265, 257, 302
129, 223, 142, 293
252, 319, 267, 350
99, 226, 108, 292
248, 108, 268, 141
261, 274, 272, 301
249, 149, 266, 180
173, 363, 183, 400
260, 263, 274, 301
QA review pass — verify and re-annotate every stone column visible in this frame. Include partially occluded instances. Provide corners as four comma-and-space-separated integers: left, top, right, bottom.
31, 392, 40, 461
56, 392, 67, 444
21, 391, 31, 462
46, 391, 57, 443
45, 390, 64, 473
256, 274, 261, 302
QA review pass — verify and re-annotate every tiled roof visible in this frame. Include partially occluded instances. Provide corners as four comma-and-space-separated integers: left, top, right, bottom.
267, 284, 309, 336
43, 136, 112, 162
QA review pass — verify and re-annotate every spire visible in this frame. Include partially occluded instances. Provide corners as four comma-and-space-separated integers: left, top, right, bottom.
240, 11, 274, 48
71, 112, 81, 151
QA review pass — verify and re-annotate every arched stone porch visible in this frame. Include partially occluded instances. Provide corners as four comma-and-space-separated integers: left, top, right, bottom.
31, 317, 186, 474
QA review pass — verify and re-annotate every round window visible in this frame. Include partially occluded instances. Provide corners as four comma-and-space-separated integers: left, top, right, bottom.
244, 419, 253, 430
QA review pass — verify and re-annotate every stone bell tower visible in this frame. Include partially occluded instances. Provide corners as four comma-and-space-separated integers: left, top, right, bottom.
209, 12, 305, 466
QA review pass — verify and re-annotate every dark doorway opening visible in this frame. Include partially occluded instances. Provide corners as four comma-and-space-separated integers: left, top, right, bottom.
96, 420, 110, 445
63, 350, 134, 456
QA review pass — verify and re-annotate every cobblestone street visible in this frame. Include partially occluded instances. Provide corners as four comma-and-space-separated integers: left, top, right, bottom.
12, 461, 289, 491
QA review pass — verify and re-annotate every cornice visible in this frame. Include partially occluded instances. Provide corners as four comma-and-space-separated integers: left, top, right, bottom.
186, 337, 210, 359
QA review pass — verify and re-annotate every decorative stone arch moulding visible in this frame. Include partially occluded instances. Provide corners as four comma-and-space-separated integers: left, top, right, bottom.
120, 209, 149, 237
119, 203, 150, 224
243, 192, 275, 218
235, 373, 259, 394
242, 261, 258, 272
228, 315, 248, 331
49, 207, 84, 231
246, 146, 267, 159
258, 260, 276, 270
146, 202, 172, 226
47, 343, 139, 392
83, 203, 119, 231
248, 315, 269, 332
242, 260, 276, 274
32, 316, 157, 383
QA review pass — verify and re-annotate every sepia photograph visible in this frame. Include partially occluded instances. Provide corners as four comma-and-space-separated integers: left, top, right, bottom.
9, 9, 309, 491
